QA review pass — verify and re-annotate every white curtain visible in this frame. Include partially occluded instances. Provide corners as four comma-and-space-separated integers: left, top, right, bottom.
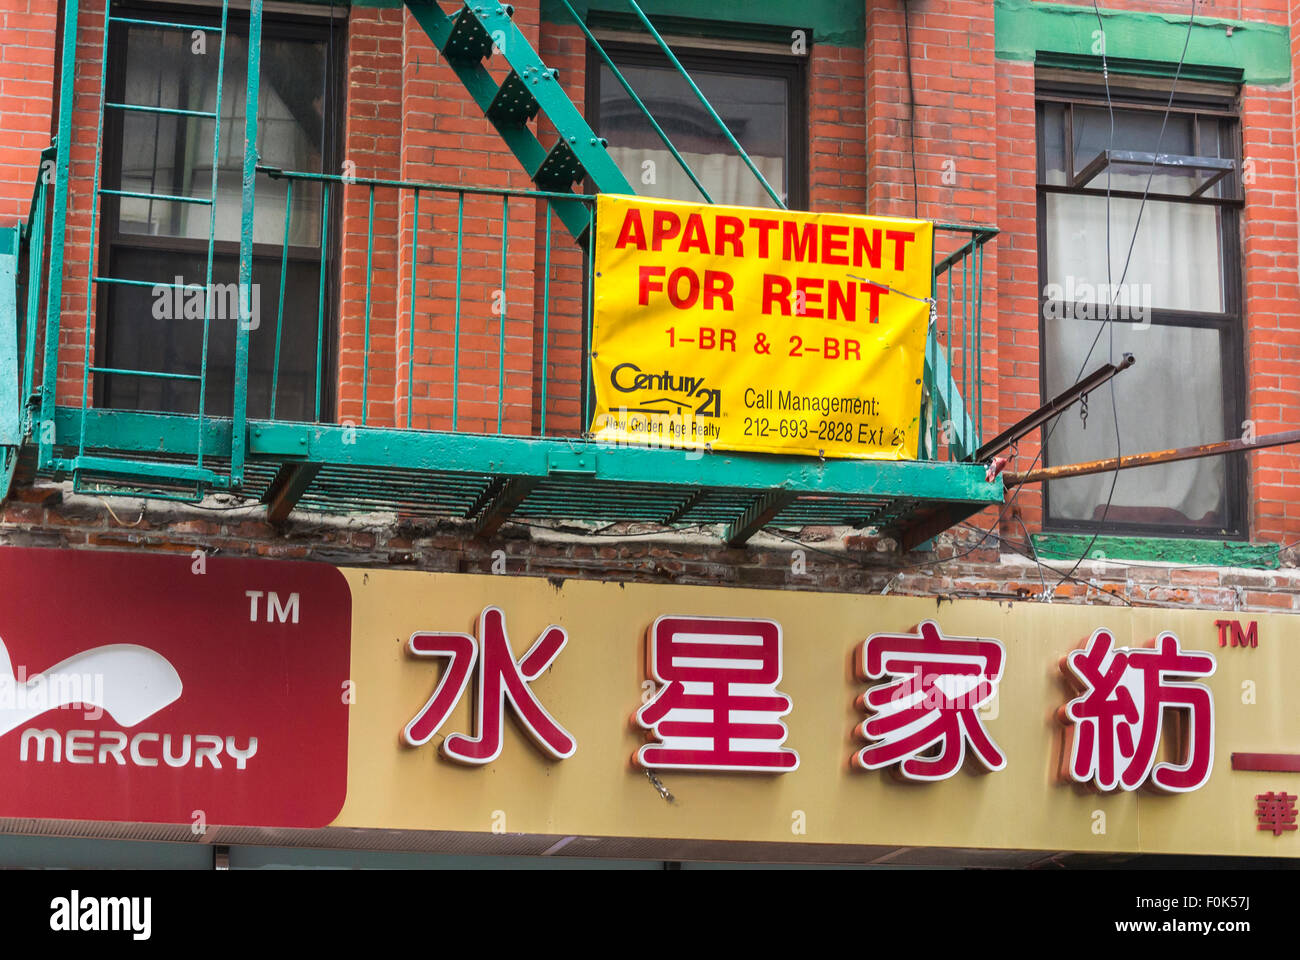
609, 146, 786, 209
1046, 188, 1223, 312
1043, 190, 1228, 525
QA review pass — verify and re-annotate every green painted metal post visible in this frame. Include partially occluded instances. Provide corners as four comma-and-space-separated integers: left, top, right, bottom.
314, 182, 329, 423
452, 192, 464, 430
945, 268, 953, 459
38, 0, 78, 469
498, 193, 507, 435
232, 0, 264, 484
362, 184, 375, 427
408, 188, 419, 428
975, 242, 985, 445
22, 162, 48, 405
76, 0, 114, 462
197, 2, 230, 469
270, 178, 291, 420
0, 227, 20, 448
539, 204, 552, 437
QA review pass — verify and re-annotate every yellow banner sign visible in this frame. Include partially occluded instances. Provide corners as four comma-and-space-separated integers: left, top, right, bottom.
589, 195, 934, 459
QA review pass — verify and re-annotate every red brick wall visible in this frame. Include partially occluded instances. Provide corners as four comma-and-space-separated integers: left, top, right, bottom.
1241, 82, 1300, 542
867, 0, 1001, 480
0, 0, 55, 226
338, 6, 403, 428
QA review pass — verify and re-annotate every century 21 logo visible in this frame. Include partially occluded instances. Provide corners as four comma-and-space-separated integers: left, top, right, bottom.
610, 362, 721, 417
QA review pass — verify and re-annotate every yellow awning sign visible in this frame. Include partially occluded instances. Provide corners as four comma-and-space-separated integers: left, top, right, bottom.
337, 571, 1300, 857
590, 194, 934, 459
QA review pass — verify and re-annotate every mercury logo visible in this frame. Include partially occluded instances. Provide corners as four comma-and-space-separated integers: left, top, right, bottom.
0, 637, 258, 770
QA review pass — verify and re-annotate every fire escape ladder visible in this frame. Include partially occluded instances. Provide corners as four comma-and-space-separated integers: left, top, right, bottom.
405, 0, 634, 242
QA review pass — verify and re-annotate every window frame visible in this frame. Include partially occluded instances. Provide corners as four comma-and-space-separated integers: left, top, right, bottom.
1034, 73, 1249, 540
94, 0, 347, 422
583, 33, 810, 210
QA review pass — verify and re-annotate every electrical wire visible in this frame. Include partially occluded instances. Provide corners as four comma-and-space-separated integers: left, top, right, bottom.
1015, 510, 1049, 600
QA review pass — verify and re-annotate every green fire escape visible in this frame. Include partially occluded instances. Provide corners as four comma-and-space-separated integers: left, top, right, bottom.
0, 0, 1001, 549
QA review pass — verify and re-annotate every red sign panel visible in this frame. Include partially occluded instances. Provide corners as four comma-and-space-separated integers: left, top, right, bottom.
0, 546, 351, 827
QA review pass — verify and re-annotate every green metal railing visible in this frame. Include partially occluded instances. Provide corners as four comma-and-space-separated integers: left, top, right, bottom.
925, 224, 999, 463
258, 166, 595, 440
247, 163, 992, 460
12, 158, 995, 469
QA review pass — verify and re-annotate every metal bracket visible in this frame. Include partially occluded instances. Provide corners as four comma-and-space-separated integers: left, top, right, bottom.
263, 461, 322, 525
471, 475, 541, 537
547, 450, 596, 475
726, 490, 796, 547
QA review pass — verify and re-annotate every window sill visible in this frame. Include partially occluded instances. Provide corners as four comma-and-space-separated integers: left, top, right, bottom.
1030, 534, 1279, 570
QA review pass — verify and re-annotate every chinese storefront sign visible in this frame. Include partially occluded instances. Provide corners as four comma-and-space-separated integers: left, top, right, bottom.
635, 616, 798, 772
1060, 630, 1216, 793
402, 606, 576, 764
855, 621, 1006, 780
7, 551, 1293, 857
589, 194, 933, 460
334, 569, 1299, 857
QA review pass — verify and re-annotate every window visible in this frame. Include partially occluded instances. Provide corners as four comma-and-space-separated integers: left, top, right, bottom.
587, 33, 807, 209
96, 3, 344, 422
1036, 75, 1245, 537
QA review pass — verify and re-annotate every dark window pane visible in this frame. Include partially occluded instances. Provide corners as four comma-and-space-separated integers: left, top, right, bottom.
116, 28, 327, 245
102, 249, 322, 422
598, 58, 791, 207
101, 15, 337, 423
1041, 102, 1066, 185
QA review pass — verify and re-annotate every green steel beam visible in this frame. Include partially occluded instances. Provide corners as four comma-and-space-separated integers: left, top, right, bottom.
52, 407, 231, 454
233, 0, 263, 484
405, 0, 631, 241
0, 229, 19, 447
50, 407, 1002, 505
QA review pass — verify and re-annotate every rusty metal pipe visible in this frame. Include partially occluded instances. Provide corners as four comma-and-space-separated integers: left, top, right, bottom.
1004, 429, 1300, 487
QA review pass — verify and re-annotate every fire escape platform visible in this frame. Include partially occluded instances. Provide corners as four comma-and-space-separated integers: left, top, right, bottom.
38, 408, 1003, 547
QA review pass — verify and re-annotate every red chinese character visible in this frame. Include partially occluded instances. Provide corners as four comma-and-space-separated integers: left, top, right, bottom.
636, 616, 798, 772
1061, 629, 1216, 793
854, 620, 1006, 781
402, 606, 576, 765
1255, 792, 1298, 836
